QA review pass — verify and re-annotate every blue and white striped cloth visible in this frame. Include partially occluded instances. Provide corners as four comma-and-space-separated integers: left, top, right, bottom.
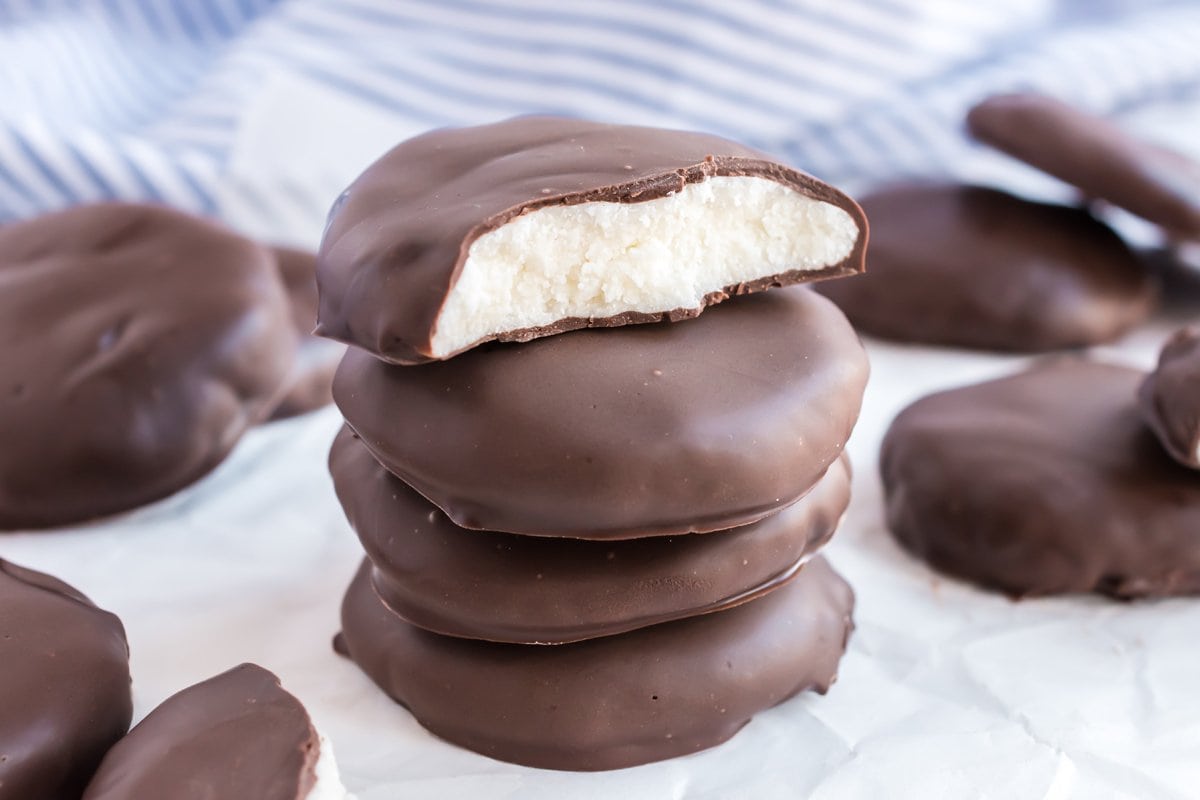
2, 0, 1199, 241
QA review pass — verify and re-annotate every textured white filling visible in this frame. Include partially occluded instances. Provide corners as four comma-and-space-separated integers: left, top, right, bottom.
307, 734, 354, 800
431, 175, 859, 357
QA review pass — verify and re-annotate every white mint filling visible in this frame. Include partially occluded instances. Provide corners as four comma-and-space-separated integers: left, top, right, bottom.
307, 733, 354, 800
431, 175, 859, 357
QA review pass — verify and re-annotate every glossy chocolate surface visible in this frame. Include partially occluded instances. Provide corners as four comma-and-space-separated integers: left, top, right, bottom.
335, 556, 853, 771
0, 559, 132, 799
334, 287, 868, 539
882, 359, 1200, 597
816, 183, 1154, 351
0, 203, 295, 529
331, 425, 850, 643
82, 664, 319, 800
967, 92, 1200, 239
316, 116, 866, 363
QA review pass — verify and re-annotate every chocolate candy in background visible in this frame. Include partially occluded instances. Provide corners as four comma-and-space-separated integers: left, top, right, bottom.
1141, 246, 1200, 306
0, 559, 132, 799
334, 287, 868, 539
1139, 327, 1200, 469
0, 203, 296, 530
316, 115, 867, 364
881, 359, 1200, 598
967, 92, 1200, 240
268, 246, 345, 421
82, 664, 349, 800
335, 555, 853, 771
814, 183, 1155, 352
330, 424, 851, 643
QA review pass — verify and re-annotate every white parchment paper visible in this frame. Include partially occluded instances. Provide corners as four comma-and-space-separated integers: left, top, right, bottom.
4, 310, 1197, 800
3, 74, 1200, 800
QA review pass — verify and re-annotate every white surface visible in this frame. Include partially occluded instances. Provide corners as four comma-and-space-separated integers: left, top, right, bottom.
3, 301, 1199, 800
435, 175, 857, 357
311, 733, 353, 800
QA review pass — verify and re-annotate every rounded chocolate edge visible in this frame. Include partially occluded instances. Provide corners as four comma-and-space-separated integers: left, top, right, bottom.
966, 93, 1200, 240
0, 204, 297, 530
1138, 327, 1200, 470
0, 559, 133, 799
880, 359, 1200, 598
329, 419, 852, 643
333, 288, 869, 541
81, 664, 320, 800
336, 555, 854, 771
816, 182, 1156, 353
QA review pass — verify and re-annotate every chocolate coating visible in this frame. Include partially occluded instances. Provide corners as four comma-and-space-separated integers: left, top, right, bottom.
334, 287, 868, 539
882, 360, 1200, 597
815, 183, 1155, 351
330, 425, 850, 643
967, 93, 1200, 240
316, 116, 867, 364
82, 664, 318, 800
1139, 327, 1200, 469
0, 559, 132, 799
335, 555, 853, 771
268, 246, 344, 421
0, 203, 295, 530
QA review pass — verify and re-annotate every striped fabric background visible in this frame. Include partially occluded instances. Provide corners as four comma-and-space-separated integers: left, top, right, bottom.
2, 0, 1199, 239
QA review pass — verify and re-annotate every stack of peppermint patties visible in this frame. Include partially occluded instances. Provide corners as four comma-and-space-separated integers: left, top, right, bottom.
317, 117, 870, 771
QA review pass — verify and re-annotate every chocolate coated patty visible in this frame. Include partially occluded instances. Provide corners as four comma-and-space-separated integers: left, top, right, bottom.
0, 203, 296, 529
335, 555, 854, 771
335, 287, 868, 539
883, 359, 1200, 597
331, 424, 851, 643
